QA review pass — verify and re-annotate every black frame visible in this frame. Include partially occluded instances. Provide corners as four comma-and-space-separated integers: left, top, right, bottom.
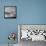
4, 6, 17, 19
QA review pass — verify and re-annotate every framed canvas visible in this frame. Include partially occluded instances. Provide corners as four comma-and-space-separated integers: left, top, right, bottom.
4, 6, 17, 19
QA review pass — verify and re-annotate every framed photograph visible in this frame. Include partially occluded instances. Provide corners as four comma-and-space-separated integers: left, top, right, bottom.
4, 6, 17, 19
18, 24, 46, 41
18, 24, 46, 46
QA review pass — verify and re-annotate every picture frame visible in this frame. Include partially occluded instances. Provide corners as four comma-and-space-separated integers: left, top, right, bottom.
4, 6, 17, 19
18, 24, 46, 42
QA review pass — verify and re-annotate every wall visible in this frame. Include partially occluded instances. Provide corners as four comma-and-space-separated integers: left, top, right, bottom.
0, 0, 46, 44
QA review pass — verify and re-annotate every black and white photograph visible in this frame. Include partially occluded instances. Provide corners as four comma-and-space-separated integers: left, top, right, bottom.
18, 25, 46, 46
4, 6, 16, 19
